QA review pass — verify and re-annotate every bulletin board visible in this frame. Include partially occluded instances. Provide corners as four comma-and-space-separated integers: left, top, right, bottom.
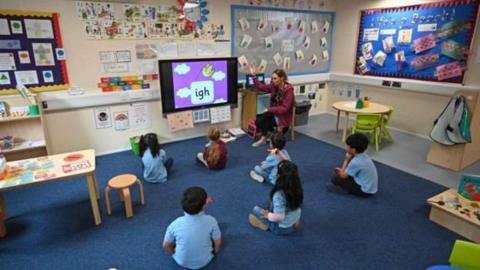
231, 5, 334, 79
0, 10, 69, 95
354, 0, 479, 83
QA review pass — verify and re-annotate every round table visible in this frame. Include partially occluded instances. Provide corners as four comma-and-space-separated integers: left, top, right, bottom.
332, 101, 391, 142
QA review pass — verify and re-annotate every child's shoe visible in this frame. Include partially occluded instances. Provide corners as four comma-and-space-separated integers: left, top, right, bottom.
326, 183, 349, 194
249, 214, 268, 231
250, 170, 264, 183
251, 139, 266, 147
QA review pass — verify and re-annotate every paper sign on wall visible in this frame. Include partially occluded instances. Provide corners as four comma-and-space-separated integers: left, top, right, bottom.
24, 19, 54, 39
129, 103, 151, 130
113, 111, 130, 131
94, 107, 112, 129
210, 105, 231, 124
0, 53, 16, 70
167, 110, 194, 132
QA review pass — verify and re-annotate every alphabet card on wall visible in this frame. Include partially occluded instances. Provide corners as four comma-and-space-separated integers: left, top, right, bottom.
167, 110, 194, 132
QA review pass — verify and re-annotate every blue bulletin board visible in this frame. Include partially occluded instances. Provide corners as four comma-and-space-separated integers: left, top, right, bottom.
354, 0, 479, 83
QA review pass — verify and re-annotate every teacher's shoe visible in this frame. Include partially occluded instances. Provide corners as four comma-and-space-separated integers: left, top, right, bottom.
252, 139, 266, 147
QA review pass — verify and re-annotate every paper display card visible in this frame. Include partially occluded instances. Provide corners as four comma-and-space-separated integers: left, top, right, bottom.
265, 36, 273, 49
24, 19, 54, 39
94, 107, 112, 129
113, 111, 129, 131
135, 44, 157, 59
14, 70, 39, 85
0, 53, 16, 71
240, 34, 253, 49
158, 42, 178, 58
0, 72, 11, 85
55, 48, 66, 60
32, 43, 55, 66
196, 42, 215, 56
10, 20, 23, 34
210, 105, 231, 124
129, 103, 151, 130
238, 55, 249, 69
363, 28, 379, 41
0, 39, 21, 50
282, 40, 294, 52
99, 51, 116, 63
167, 110, 194, 132
116, 50, 131, 62
257, 59, 267, 73
311, 20, 318, 33
42, 70, 54, 83
238, 17, 250, 31
0, 19, 10, 35
101, 63, 130, 73
273, 53, 283, 66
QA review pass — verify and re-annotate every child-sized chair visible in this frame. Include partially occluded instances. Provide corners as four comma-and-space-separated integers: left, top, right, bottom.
381, 106, 394, 144
351, 113, 382, 152
449, 240, 480, 270
105, 174, 145, 218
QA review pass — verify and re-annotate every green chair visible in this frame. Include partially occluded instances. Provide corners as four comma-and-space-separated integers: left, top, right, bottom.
351, 113, 381, 152
381, 106, 394, 144
449, 240, 480, 270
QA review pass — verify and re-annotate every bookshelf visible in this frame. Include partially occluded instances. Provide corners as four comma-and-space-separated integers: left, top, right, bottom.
0, 95, 49, 161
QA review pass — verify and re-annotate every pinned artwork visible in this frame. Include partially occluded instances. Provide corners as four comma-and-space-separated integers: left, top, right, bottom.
295, 49, 304, 62
397, 29, 412, 44
113, 111, 129, 131
285, 17, 294, 30
32, 43, 55, 66
283, 57, 291, 70
0, 18, 10, 35
356, 56, 369, 74
238, 55, 249, 70
321, 50, 329, 62
395, 50, 406, 70
411, 53, 439, 71
257, 59, 267, 73
309, 54, 318, 66
257, 18, 267, 32
436, 61, 464, 81
14, 70, 39, 85
240, 34, 253, 49
265, 36, 273, 49
311, 20, 318, 33
24, 19, 54, 39
298, 20, 306, 33
273, 52, 283, 66
94, 107, 112, 129
382, 36, 395, 53
238, 17, 250, 31
10, 20, 23, 34
373, 51, 387, 66
413, 34, 436, 54
441, 40, 468, 61
321, 37, 328, 48
0, 72, 11, 85
303, 36, 311, 49
322, 20, 330, 33
42, 70, 54, 83
271, 21, 280, 32
55, 48, 66, 60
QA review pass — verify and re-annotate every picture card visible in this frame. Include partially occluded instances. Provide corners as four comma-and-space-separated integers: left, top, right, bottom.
10, 20, 23, 34
25, 19, 54, 39
32, 43, 55, 66
42, 70, 54, 83
273, 52, 283, 66
14, 70, 39, 85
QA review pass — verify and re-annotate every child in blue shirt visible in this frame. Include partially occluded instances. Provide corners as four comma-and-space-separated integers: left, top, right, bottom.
249, 160, 303, 235
163, 187, 222, 269
250, 132, 290, 185
327, 133, 378, 197
139, 133, 173, 183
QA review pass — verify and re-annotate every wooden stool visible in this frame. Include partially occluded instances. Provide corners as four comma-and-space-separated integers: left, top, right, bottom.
105, 174, 144, 218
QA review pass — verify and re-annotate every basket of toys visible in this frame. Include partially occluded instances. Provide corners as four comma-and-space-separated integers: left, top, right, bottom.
0, 136, 14, 151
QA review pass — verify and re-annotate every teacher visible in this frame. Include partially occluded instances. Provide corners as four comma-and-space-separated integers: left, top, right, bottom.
249, 65, 295, 147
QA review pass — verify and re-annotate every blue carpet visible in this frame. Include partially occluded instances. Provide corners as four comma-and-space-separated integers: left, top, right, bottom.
0, 133, 462, 269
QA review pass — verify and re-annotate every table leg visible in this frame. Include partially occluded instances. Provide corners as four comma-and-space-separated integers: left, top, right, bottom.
342, 112, 349, 142
335, 110, 340, 132
92, 173, 100, 199
0, 193, 7, 238
86, 173, 102, 225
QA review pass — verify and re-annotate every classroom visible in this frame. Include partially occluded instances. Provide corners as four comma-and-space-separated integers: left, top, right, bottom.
1, 0, 480, 269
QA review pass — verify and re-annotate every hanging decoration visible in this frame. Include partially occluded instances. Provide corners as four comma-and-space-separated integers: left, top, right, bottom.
176, 0, 209, 34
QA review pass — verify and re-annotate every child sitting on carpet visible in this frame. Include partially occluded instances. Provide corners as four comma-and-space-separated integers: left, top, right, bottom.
327, 133, 378, 197
250, 131, 290, 184
249, 160, 303, 235
197, 127, 228, 170
139, 133, 174, 183
163, 186, 222, 269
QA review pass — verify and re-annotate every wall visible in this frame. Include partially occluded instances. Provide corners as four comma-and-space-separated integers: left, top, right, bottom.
329, 0, 480, 136
0, 0, 335, 154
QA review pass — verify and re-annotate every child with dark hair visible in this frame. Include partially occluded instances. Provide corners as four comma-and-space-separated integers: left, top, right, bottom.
327, 133, 378, 197
197, 127, 228, 170
249, 160, 303, 235
163, 187, 222, 269
250, 131, 290, 184
139, 133, 173, 183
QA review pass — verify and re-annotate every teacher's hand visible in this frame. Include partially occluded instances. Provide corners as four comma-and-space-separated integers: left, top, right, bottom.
249, 64, 257, 76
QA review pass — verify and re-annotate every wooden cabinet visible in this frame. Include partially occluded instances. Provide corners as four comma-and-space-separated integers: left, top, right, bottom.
241, 89, 270, 131
0, 95, 48, 161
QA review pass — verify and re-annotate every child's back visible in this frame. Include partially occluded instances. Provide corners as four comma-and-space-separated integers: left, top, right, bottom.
165, 212, 220, 269
142, 148, 168, 183
204, 140, 228, 169
163, 187, 221, 269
